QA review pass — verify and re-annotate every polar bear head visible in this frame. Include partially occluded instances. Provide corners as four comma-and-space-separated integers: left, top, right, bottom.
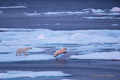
27, 47, 32, 50
61, 48, 67, 50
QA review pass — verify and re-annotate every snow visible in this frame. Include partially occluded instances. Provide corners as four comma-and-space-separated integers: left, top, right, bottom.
0, 71, 71, 79
0, 53, 54, 62
70, 52, 120, 60
0, 6, 27, 9
37, 34, 47, 39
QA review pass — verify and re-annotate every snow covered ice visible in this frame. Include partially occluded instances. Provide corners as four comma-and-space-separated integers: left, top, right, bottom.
70, 51, 120, 60
0, 28, 120, 61
0, 71, 71, 79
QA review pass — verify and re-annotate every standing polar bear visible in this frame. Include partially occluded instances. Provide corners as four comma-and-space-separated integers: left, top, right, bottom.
54, 48, 67, 57
16, 47, 32, 56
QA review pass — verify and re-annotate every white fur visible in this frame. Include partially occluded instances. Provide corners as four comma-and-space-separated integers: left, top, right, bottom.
54, 48, 67, 57
16, 47, 32, 56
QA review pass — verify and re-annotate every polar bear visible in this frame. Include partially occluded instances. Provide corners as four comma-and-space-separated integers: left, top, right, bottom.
16, 47, 32, 56
54, 48, 67, 57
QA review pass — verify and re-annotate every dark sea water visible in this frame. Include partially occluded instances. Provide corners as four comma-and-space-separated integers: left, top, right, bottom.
0, 0, 120, 30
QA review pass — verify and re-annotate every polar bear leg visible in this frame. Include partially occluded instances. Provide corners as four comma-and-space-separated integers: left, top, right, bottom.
54, 53, 58, 57
16, 52, 18, 56
19, 53, 21, 56
24, 52, 28, 56
16, 51, 20, 56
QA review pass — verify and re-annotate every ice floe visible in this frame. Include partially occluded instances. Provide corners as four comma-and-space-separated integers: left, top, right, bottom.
70, 52, 120, 60
0, 6, 27, 9
0, 28, 120, 45
91, 9, 105, 13
55, 23, 61, 25
111, 24, 119, 27
0, 28, 120, 61
43, 11, 89, 15
82, 16, 113, 20
0, 53, 54, 62
24, 12, 41, 16
110, 7, 120, 12
0, 71, 71, 79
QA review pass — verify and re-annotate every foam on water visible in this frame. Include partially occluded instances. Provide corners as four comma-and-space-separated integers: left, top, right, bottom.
0, 71, 71, 79
70, 51, 120, 60
0, 6, 27, 9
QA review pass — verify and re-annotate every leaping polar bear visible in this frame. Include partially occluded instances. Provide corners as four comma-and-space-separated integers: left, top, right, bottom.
54, 48, 67, 57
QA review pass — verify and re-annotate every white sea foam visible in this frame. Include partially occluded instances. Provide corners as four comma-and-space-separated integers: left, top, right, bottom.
0, 53, 54, 62
70, 52, 120, 60
0, 71, 71, 79
0, 6, 27, 9
110, 7, 120, 12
